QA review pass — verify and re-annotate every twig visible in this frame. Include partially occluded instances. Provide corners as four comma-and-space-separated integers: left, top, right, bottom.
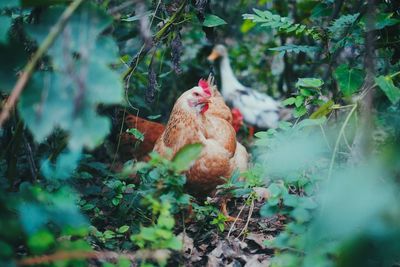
0, 0, 84, 128
23, 133, 37, 181
227, 195, 250, 238
237, 199, 255, 240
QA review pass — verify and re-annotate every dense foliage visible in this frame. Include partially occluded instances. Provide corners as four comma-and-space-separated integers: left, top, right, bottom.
1, 0, 400, 266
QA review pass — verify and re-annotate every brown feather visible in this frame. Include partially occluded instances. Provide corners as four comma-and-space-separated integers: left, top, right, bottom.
154, 83, 248, 196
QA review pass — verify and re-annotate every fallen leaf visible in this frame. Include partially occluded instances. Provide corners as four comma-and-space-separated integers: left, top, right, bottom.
246, 233, 268, 249
244, 254, 270, 267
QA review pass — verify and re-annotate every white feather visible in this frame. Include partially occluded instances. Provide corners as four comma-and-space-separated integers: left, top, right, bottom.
218, 50, 280, 129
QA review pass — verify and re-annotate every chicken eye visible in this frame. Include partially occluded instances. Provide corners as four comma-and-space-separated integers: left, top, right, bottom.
193, 92, 200, 96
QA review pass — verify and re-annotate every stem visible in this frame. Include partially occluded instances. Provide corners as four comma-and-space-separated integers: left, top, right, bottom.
0, 0, 84, 128
327, 104, 357, 182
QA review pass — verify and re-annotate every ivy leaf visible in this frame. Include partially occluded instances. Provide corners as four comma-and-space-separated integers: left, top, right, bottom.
334, 64, 365, 96
203, 14, 227, 27
172, 143, 203, 172
375, 75, 400, 105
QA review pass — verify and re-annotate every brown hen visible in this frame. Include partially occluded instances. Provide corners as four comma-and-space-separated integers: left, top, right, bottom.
154, 78, 248, 197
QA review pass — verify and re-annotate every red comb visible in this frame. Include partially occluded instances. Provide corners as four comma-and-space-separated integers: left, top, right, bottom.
198, 79, 211, 96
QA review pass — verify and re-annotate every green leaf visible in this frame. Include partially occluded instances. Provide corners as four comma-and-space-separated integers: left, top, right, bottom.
311, 3, 330, 19
172, 143, 203, 172
283, 194, 299, 208
28, 230, 55, 253
112, 198, 120, 206
282, 97, 296, 106
295, 95, 304, 108
310, 100, 334, 119
375, 75, 400, 105
147, 114, 161, 120
126, 128, 144, 141
269, 45, 319, 57
117, 225, 130, 234
292, 208, 311, 223
82, 203, 95, 210
260, 202, 278, 217
164, 236, 182, 250
158, 216, 175, 229
103, 230, 115, 239
203, 14, 227, 27
328, 13, 359, 38
296, 78, 324, 89
20, 4, 123, 151
293, 106, 307, 118
334, 64, 365, 96
373, 12, 400, 30
0, 16, 12, 44
300, 88, 313, 97
267, 183, 281, 198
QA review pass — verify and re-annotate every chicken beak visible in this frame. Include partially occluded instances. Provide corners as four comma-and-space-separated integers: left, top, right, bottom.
198, 97, 211, 104
207, 50, 220, 61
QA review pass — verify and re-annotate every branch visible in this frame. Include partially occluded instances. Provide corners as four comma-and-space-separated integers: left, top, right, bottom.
0, 0, 84, 128
122, 0, 188, 80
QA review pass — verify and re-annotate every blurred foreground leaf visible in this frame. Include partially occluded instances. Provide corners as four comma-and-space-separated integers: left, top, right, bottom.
172, 143, 203, 172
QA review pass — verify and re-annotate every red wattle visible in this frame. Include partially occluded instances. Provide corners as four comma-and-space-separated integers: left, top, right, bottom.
200, 103, 209, 114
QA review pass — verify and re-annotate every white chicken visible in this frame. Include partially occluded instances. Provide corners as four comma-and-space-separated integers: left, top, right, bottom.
208, 44, 282, 129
